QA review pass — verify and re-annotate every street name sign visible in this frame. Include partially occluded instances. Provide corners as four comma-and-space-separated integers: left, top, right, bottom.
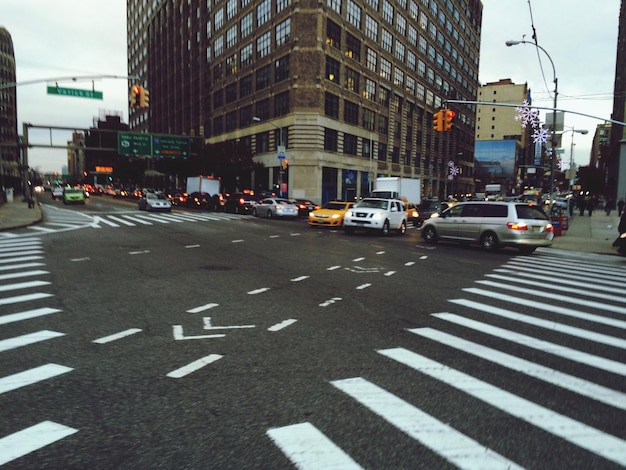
47, 86, 103, 100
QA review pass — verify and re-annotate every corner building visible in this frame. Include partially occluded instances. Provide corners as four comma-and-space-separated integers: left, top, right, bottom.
128, 0, 482, 203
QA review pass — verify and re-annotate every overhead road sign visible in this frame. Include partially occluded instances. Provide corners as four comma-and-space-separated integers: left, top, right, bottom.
118, 132, 190, 158
153, 134, 189, 157
118, 132, 152, 156
47, 86, 103, 100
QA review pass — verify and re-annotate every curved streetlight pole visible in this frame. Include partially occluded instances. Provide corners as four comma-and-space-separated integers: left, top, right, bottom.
561, 127, 589, 190
506, 39, 558, 213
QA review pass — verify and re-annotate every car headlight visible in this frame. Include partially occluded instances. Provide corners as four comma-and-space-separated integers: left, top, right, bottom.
371, 212, 383, 220
346, 210, 354, 217
331, 214, 340, 219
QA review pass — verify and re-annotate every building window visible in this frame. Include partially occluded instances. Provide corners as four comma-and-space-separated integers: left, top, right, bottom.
345, 33, 361, 61
396, 13, 406, 35
226, 53, 237, 76
362, 138, 371, 159
391, 146, 400, 163
214, 35, 224, 57
408, 25, 417, 46
377, 142, 387, 161
255, 99, 270, 120
256, 65, 270, 91
366, 47, 377, 72
406, 76, 416, 95
276, 18, 291, 46
379, 86, 389, 107
257, 0, 271, 26
395, 41, 405, 61
240, 44, 253, 68
214, 8, 224, 30
326, 56, 340, 83
380, 57, 391, 81
326, 19, 341, 49
275, 91, 290, 116
324, 92, 340, 118
378, 115, 388, 134
277, 0, 291, 13
240, 74, 253, 97
324, 128, 338, 151
363, 108, 375, 131
381, 29, 393, 52
393, 67, 404, 87
226, 111, 237, 131
345, 68, 359, 93
227, 0, 237, 19
214, 116, 224, 135
382, 0, 393, 23
213, 90, 224, 108
257, 131, 270, 152
257, 31, 271, 58
241, 12, 253, 38
366, 0, 379, 10
363, 78, 376, 102
275, 54, 290, 82
407, 50, 416, 70
227, 25, 237, 48
328, 0, 341, 14
343, 133, 358, 155
365, 15, 378, 41
346, 0, 362, 28
240, 105, 252, 127
226, 83, 237, 103
344, 100, 359, 125
213, 63, 223, 83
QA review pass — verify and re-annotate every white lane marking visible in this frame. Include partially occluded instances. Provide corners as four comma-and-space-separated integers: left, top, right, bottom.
0, 292, 53, 306
319, 297, 342, 307
107, 215, 136, 226
267, 422, 363, 470
420, 255, 428, 259
0, 255, 44, 264
0, 262, 46, 272
128, 250, 150, 255
247, 288, 269, 295
0, 270, 49, 281
353, 257, 365, 262
0, 244, 42, 253
166, 354, 223, 378
232, 239, 244, 243
268, 319, 297, 331
172, 325, 226, 340
90, 215, 120, 227
291, 276, 309, 282
410, 327, 626, 411
0, 364, 73, 395
0, 421, 78, 466
378, 347, 626, 467
355, 283, 371, 290
203, 317, 255, 330
290, 233, 301, 236
327, 265, 341, 271
0, 330, 65, 352
384, 271, 396, 276
434, 312, 626, 376
120, 215, 153, 225
185, 244, 200, 249
0, 280, 50, 293
376, 251, 385, 254
269, 235, 280, 239
0, 307, 62, 325
70, 257, 90, 262
405, 261, 415, 266
331, 377, 523, 470
93, 328, 142, 344
187, 303, 219, 313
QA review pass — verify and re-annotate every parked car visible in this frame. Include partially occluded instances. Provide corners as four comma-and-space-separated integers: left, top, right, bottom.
224, 192, 259, 214
252, 197, 299, 218
416, 199, 443, 227
138, 192, 172, 212
291, 199, 320, 217
62, 187, 85, 205
308, 201, 355, 228
343, 198, 407, 235
420, 201, 553, 253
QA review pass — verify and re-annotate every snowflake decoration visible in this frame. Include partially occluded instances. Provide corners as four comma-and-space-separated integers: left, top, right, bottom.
514, 99, 540, 128
532, 126, 549, 144
448, 161, 460, 179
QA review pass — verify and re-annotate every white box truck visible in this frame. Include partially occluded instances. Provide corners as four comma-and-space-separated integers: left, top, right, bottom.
186, 176, 220, 195
485, 184, 502, 200
371, 177, 421, 204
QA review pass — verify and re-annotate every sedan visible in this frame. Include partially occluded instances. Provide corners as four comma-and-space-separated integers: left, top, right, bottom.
291, 199, 320, 217
308, 201, 355, 228
253, 198, 298, 218
62, 188, 85, 205
52, 186, 64, 200
138, 193, 172, 212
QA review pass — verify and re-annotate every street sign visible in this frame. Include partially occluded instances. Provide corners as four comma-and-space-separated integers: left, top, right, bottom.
47, 86, 103, 100
117, 132, 152, 156
152, 134, 190, 157
277, 145, 286, 160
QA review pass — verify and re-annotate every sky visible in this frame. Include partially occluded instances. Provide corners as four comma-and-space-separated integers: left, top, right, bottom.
1, 0, 621, 174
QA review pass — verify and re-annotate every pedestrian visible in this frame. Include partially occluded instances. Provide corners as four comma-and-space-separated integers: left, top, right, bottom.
587, 196, 595, 216
613, 210, 626, 254
606, 198, 613, 216
578, 197, 586, 216
618, 198, 625, 216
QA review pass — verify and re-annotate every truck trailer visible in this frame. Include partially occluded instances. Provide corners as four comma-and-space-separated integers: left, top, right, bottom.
371, 177, 421, 205
186, 176, 220, 195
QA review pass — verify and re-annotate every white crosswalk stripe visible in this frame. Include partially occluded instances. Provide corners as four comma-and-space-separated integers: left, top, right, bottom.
269, 252, 626, 467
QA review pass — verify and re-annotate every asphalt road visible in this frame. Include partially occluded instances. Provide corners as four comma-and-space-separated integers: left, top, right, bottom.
1, 195, 626, 469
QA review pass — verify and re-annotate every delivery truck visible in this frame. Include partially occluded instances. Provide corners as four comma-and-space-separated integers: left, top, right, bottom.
186, 176, 220, 195
371, 177, 421, 204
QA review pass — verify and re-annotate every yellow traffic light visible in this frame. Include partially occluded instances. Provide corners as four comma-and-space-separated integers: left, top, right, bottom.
139, 88, 150, 108
432, 110, 443, 132
130, 85, 141, 109
443, 109, 456, 131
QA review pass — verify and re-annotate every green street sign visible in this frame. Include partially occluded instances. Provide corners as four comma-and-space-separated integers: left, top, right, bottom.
47, 86, 103, 100
118, 132, 152, 156
152, 134, 190, 157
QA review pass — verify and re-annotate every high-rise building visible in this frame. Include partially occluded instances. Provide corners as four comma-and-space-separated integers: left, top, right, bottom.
0, 26, 20, 190
127, 0, 482, 202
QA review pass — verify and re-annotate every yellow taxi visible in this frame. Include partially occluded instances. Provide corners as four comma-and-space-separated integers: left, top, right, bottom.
405, 202, 419, 226
308, 201, 355, 228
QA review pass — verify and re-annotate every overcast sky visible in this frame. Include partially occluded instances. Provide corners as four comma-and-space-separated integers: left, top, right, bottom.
1, 0, 621, 174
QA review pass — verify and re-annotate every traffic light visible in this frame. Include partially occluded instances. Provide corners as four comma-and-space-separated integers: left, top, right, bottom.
139, 88, 150, 108
432, 110, 444, 132
443, 109, 456, 131
130, 85, 141, 109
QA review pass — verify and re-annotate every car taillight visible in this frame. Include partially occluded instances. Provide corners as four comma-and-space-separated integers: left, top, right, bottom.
545, 224, 553, 232
239, 198, 245, 204
507, 222, 528, 231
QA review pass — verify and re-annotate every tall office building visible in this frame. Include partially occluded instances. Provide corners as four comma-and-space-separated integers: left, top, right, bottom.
0, 27, 20, 190
127, 0, 482, 202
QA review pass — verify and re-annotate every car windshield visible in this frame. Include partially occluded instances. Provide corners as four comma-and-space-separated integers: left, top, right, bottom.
515, 204, 548, 220
357, 199, 388, 210
324, 202, 348, 211
65, 189, 82, 194
148, 193, 168, 200
275, 199, 291, 205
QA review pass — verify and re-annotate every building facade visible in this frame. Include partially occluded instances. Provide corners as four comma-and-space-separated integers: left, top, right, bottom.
0, 27, 21, 191
127, 0, 482, 203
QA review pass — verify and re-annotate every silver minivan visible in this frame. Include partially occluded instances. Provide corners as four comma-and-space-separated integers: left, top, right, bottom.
421, 202, 554, 253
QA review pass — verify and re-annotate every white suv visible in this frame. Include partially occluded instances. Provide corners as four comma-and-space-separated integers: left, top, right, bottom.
343, 198, 407, 236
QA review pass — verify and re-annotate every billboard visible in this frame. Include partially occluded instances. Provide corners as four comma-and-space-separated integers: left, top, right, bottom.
474, 140, 517, 180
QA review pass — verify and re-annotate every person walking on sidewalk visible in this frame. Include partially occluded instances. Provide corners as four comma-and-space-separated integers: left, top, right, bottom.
578, 197, 586, 216
618, 198, 625, 216
606, 198, 614, 216
587, 196, 595, 216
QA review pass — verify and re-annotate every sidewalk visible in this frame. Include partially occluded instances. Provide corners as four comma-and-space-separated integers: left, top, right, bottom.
0, 197, 623, 256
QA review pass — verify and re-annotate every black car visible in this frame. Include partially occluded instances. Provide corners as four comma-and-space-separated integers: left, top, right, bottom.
186, 192, 211, 210
291, 199, 320, 217
416, 199, 443, 227
224, 192, 259, 214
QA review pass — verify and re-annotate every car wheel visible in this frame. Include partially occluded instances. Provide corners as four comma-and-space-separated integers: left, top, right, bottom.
381, 220, 390, 236
267, 210, 273, 218
481, 231, 499, 251
397, 220, 406, 235
422, 226, 438, 243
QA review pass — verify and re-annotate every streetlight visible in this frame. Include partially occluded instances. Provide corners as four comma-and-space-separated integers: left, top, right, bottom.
506, 39, 558, 213
253, 116, 286, 196
561, 127, 588, 190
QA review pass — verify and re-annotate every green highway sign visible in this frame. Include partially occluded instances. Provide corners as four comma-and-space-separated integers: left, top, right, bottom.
47, 86, 103, 100
152, 134, 190, 157
118, 132, 152, 156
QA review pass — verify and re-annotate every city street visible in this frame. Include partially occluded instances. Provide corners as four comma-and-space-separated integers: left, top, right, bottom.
1, 198, 625, 468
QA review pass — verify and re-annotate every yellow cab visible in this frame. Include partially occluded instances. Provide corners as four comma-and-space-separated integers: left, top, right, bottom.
308, 201, 355, 228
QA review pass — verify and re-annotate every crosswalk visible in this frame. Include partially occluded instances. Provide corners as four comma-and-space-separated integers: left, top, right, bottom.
268, 252, 626, 468
13, 204, 242, 235
0, 237, 77, 465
